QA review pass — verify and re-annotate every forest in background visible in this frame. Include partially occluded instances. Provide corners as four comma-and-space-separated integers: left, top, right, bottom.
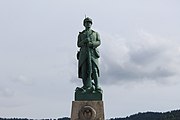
1, 109, 180, 120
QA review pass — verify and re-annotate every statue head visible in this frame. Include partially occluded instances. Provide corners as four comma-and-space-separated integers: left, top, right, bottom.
83, 17, 92, 29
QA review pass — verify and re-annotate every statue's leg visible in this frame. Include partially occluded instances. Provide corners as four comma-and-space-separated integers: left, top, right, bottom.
81, 62, 87, 88
81, 61, 92, 89
92, 64, 99, 90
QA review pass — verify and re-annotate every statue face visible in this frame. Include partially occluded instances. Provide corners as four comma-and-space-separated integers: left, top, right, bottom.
84, 21, 92, 29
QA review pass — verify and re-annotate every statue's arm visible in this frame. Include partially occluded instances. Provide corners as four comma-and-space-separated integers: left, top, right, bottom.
91, 33, 101, 48
77, 34, 86, 47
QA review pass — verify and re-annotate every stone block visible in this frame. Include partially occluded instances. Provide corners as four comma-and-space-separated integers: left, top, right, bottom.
71, 101, 105, 120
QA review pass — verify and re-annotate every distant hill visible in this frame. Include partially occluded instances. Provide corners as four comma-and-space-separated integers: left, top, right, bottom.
0, 117, 70, 120
110, 109, 180, 120
1, 110, 180, 120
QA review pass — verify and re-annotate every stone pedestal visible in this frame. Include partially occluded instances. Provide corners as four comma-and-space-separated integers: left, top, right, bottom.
71, 101, 105, 120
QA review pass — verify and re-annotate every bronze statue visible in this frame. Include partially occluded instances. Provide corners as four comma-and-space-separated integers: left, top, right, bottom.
76, 17, 102, 93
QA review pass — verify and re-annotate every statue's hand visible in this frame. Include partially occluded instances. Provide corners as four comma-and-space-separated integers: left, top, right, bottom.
83, 40, 88, 45
87, 42, 93, 47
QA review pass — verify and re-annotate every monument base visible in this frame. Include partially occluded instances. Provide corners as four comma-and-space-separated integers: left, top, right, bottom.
75, 90, 102, 101
71, 101, 105, 120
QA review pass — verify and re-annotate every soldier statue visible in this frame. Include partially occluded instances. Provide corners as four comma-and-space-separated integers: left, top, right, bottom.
76, 17, 102, 93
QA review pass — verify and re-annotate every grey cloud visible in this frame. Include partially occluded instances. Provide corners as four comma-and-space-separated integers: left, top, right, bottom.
100, 31, 179, 85
100, 55, 174, 85
129, 48, 161, 65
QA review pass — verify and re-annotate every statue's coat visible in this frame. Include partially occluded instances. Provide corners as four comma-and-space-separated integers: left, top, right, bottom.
77, 30, 101, 79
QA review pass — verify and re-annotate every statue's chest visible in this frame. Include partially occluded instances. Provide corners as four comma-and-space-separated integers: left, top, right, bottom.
81, 32, 96, 41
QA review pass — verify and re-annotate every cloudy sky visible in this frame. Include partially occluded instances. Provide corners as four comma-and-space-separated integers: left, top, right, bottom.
0, 0, 180, 119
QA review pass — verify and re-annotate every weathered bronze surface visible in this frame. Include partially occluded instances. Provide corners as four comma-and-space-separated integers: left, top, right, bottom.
76, 17, 102, 100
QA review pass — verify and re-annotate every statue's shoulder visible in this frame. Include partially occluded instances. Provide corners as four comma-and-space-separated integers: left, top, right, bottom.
79, 30, 85, 34
92, 30, 100, 38
78, 31, 84, 38
92, 30, 99, 35
78, 30, 98, 35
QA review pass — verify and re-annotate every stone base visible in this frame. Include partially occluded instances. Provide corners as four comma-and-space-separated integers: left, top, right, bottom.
71, 101, 105, 120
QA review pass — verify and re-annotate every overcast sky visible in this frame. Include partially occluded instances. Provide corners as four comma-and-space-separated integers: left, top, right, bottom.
0, 0, 180, 119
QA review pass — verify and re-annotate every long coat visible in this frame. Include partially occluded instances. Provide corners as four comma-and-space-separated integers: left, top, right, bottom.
77, 29, 101, 79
